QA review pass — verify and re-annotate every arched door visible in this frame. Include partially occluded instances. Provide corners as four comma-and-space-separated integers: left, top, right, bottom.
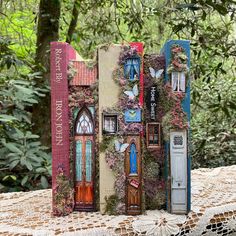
125, 135, 142, 215
74, 107, 94, 211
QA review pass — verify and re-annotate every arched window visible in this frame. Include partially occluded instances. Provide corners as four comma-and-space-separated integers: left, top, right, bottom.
129, 143, 138, 175
76, 108, 93, 134
124, 58, 140, 81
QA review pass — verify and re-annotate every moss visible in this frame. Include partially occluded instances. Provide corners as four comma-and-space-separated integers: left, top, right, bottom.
53, 166, 74, 216
104, 194, 119, 215
99, 135, 113, 152
145, 190, 166, 210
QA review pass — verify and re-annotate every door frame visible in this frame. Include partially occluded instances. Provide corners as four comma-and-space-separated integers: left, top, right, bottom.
169, 129, 188, 214
125, 134, 142, 215
73, 106, 95, 211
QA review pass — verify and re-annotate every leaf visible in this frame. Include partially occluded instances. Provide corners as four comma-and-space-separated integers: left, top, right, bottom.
3, 175, 16, 181
229, 102, 236, 110
0, 114, 18, 122
25, 161, 33, 171
5, 143, 22, 154
36, 167, 47, 173
13, 80, 30, 86
21, 176, 29, 186
27, 154, 43, 163
9, 160, 19, 170
214, 4, 228, 15
14, 84, 34, 95
40, 176, 48, 188
25, 132, 39, 139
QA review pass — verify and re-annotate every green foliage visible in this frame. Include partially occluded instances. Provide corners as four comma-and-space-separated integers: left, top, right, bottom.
191, 76, 236, 168
53, 167, 74, 216
104, 194, 119, 215
0, 129, 51, 191
0, 36, 51, 192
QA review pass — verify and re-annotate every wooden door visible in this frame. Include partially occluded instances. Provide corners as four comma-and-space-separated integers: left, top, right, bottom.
125, 135, 142, 215
170, 130, 187, 214
74, 107, 94, 211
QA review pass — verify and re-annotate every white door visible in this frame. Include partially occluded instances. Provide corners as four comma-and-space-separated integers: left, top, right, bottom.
170, 130, 187, 214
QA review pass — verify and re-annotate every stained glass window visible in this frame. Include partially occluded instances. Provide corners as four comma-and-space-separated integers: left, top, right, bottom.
171, 72, 185, 92
129, 143, 138, 175
76, 140, 82, 181
124, 58, 140, 81
85, 140, 92, 182
76, 110, 93, 134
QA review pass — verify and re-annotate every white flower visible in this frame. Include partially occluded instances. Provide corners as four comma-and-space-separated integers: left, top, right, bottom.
132, 210, 186, 236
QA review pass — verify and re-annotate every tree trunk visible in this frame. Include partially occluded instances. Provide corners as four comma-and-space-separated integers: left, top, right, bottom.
32, 0, 61, 146
66, 0, 79, 44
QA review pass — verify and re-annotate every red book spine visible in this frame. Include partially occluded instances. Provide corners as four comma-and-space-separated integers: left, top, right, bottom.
50, 42, 70, 191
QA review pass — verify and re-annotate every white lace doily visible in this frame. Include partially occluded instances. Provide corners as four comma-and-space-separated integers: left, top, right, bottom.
0, 165, 236, 235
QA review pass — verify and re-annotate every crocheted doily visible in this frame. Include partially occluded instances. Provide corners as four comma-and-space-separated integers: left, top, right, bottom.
0, 165, 236, 236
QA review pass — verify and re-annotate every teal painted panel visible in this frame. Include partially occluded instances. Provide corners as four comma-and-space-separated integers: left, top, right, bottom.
85, 140, 92, 182
162, 39, 191, 213
76, 140, 82, 181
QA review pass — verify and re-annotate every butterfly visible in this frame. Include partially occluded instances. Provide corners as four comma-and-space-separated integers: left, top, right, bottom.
149, 67, 164, 79
124, 84, 139, 100
114, 140, 129, 153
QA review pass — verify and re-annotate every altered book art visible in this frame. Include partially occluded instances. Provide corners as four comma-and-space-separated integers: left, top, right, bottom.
50, 40, 191, 216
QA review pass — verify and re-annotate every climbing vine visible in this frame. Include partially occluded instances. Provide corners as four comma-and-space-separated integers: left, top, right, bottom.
162, 44, 189, 140
101, 45, 142, 214
52, 165, 74, 216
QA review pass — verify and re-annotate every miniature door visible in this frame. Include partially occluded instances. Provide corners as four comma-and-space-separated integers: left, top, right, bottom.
170, 130, 187, 214
125, 135, 142, 215
74, 107, 94, 211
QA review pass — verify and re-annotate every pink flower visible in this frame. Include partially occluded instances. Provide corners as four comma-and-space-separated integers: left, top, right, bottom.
119, 79, 126, 86
172, 46, 182, 53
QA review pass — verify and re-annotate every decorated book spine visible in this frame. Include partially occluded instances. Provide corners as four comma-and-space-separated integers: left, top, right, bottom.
50, 42, 70, 190
163, 40, 191, 214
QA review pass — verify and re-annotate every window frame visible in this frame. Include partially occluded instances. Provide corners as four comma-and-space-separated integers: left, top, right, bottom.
171, 71, 186, 93
146, 122, 161, 148
102, 113, 118, 134
128, 142, 138, 176
124, 57, 140, 81
75, 107, 94, 136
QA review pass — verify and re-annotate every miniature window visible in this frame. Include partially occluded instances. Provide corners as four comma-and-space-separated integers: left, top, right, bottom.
129, 143, 138, 175
76, 109, 93, 134
171, 72, 185, 92
124, 58, 140, 81
146, 123, 161, 148
103, 114, 118, 134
